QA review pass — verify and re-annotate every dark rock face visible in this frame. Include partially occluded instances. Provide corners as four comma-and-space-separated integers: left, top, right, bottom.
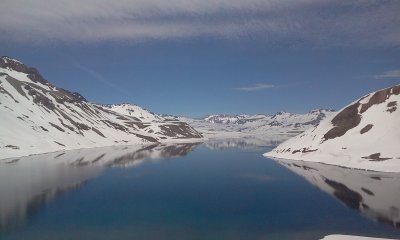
387, 101, 397, 113
360, 124, 373, 134
323, 102, 361, 141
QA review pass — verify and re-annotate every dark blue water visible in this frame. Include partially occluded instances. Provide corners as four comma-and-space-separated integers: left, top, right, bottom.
1, 144, 399, 240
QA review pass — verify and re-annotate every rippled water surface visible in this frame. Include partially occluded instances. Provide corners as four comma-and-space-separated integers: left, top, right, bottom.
1, 142, 399, 240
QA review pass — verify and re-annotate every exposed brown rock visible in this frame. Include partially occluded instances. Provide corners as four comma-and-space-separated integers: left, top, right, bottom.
4, 145, 19, 150
362, 153, 392, 161
387, 101, 397, 107
54, 141, 65, 147
292, 147, 317, 154
387, 101, 397, 113
134, 134, 158, 143
91, 127, 106, 138
323, 102, 361, 141
49, 122, 65, 132
360, 124, 373, 134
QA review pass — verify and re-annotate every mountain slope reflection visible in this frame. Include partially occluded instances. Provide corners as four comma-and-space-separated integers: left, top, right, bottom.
0, 143, 200, 233
276, 159, 400, 229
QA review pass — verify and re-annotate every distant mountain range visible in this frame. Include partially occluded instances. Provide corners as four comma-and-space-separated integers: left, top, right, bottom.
265, 84, 400, 172
174, 109, 335, 141
0, 56, 202, 159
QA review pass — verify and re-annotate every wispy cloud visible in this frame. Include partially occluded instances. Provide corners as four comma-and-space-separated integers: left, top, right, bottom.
234, 83, 275, 91
375, 69, 400, 79
74, 63, 128, 94
0, 0, 399, 47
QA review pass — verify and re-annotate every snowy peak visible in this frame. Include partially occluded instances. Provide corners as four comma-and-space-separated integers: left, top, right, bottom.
101, 103, 162, 122
201, 109, 334, 127
180, 109, 335, 142
0, 56, 50, 87
0, 57, 202, 159
265, 85, 400, 172
203, 114, 259, 124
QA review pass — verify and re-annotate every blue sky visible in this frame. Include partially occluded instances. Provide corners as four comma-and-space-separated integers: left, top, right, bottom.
1, 0, 400, 117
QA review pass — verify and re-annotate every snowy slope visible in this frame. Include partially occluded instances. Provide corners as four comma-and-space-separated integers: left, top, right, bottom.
321, 236, 397, 240
0, 57, 202, 159
265, 85, 400, 172
101, 103, 162, 122
178, 109, 335, 140
277, 159, 400, 231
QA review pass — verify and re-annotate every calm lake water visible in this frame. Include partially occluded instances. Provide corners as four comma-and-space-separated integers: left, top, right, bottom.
0, 141, 400, 240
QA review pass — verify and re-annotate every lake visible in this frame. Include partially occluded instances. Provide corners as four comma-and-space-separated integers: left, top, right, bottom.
0, 141, 399, 240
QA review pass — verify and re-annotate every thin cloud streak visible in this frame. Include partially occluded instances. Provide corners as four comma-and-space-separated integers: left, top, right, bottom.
0, 0, 399, 47
234, 83, 275, 91
375, 70, 400, 79
74, 63, 129, 95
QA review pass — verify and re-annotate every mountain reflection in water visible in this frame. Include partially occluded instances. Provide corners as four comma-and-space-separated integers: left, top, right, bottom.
0, 143, 200, 233
276, 159, 400, 229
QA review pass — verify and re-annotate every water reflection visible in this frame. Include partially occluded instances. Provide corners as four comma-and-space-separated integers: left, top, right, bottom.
276, 159, 400, 229
203, 136, 287, 150
0, 143, 200, 233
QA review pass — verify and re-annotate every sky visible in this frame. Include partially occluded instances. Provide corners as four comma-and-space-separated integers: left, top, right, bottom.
1, 0, 400, 117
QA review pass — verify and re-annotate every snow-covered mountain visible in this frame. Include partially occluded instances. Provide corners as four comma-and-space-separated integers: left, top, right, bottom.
0, 56, 202, 159
101, 103, 162, 122
178, 109, 335, 140
265, 85, 400, 172
276, 159, 400, 230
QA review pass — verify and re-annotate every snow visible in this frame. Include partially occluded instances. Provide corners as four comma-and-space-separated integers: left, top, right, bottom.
101, 103, 162, 122
0, 58, 203, 159
265, 85, 400, 172
0, 67, 53, 91
321, 235, 397, 240
179, 109, 335, 142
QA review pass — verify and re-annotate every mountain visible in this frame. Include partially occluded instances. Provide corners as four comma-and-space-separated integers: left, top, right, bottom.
265, 85, 400, 172
0, 57, 202, 159
178, 109, 335, 140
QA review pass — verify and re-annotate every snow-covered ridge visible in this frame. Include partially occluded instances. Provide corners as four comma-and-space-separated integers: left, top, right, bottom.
100, 103, 162, 122
203, 109, 333, 125
265, 84, 400, 172
0, 57, 202, 159
178, 109, 335, 141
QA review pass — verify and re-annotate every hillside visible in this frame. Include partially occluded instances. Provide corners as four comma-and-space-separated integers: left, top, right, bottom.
0, 57, 202, 159
265, 85, 400, 172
